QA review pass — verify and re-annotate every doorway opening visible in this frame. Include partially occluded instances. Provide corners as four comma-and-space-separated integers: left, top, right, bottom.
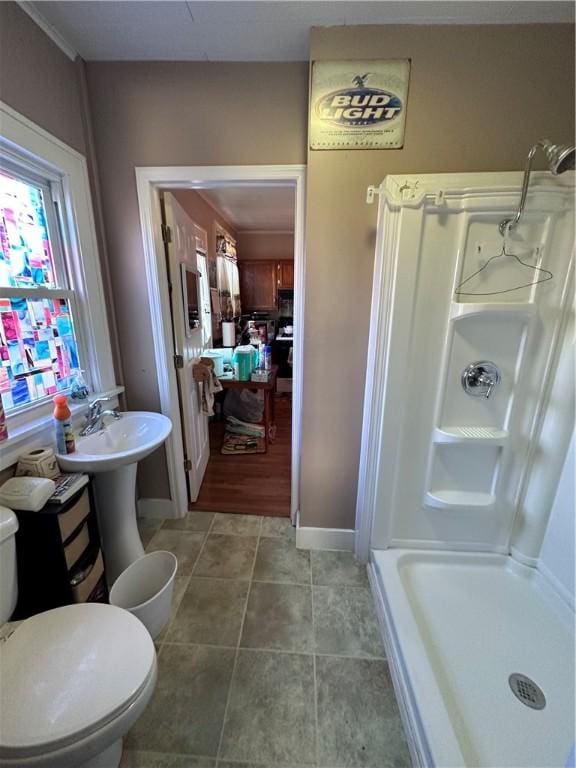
136, 166, 305, 523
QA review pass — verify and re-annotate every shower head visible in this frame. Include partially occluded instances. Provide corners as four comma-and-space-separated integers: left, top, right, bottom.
499, 138, 576, 236
541, 140, 575, 175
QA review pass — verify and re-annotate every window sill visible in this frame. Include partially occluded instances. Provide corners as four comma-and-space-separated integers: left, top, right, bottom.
1, 386, 125, 471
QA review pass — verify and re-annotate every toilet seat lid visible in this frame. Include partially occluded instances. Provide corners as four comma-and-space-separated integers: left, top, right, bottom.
0, 603, 155, 755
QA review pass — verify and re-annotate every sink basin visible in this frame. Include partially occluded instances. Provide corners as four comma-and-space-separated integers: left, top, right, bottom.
57, 411, 172, 473
57, 411, 172, 586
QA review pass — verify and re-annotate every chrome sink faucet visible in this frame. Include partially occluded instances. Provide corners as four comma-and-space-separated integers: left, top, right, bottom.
79, 398, 122, 436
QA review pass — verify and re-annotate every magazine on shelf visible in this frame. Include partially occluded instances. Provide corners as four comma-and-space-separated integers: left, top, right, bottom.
48, 473, 89, 505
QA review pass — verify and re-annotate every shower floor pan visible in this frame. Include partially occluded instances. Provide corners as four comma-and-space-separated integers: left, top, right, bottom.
369, 549, 575, 768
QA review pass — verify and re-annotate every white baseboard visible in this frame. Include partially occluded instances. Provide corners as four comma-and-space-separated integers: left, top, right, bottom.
296, 524, 355, 551
137, 498, 178, 519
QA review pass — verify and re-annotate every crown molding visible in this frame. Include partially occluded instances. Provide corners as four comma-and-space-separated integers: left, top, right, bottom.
17, 2, 78, 61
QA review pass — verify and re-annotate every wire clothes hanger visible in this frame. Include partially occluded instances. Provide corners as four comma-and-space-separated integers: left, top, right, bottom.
454, 237, 554, 297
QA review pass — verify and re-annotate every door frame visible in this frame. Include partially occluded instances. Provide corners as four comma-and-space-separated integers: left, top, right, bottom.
135, 165, 306, 521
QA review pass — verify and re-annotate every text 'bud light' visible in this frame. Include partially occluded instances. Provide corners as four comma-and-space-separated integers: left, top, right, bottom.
316, 87, 402, 127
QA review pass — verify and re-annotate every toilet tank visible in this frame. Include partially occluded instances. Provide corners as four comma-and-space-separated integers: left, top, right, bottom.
0, 506, 19, 623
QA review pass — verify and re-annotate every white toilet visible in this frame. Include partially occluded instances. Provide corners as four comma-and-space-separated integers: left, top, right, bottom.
0, 506, 157, 768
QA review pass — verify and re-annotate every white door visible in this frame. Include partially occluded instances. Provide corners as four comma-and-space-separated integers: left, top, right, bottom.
163, 192, 209, 502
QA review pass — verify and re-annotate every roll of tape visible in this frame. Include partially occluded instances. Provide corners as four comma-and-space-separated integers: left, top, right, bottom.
16, 447, 60, 479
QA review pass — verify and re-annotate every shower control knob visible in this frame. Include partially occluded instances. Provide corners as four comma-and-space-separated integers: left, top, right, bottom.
461, 361, 501, 399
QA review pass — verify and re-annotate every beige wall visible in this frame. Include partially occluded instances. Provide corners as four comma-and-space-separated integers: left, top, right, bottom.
0, 4, 123, 473
237, 232, 294, 261
0, 3, 86, 154
0, 3, 90, 477
172, 190, 237, 260
302, 24, 575, 529
86, 61, 308, 498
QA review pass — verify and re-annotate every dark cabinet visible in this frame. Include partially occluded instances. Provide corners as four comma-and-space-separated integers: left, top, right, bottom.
13, 485, 107, 619
239, 260, 295, 310
239, 260, 277, 311
277, 261, 294, 289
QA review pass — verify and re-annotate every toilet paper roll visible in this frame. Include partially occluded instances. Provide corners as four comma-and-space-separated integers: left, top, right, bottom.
222, 322, 236, 348
16, 447, 60, 479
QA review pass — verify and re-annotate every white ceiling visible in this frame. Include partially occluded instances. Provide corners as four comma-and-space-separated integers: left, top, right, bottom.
198, 187, 295, 232
24, 1, 575, 62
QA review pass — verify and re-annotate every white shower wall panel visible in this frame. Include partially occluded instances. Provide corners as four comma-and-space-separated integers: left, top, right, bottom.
539, 431, 575, 605
430, 445, 500, 494
457, 213, 552, 303
366, 172, 574, 553
440, 315, 527, 429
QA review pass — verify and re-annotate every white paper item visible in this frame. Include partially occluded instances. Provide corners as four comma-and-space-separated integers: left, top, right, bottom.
222, 322, 236, 347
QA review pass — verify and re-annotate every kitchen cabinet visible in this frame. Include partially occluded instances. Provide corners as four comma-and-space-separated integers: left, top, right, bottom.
239, 259, 295, 310
239, 260, 277, 311
277, 260, 294, 289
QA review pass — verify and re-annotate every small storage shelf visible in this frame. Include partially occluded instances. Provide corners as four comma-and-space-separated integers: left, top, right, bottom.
13, 484, 107, 619
424, 490, 496, 510
433, 427, 508, 445
450, 302, 536, 321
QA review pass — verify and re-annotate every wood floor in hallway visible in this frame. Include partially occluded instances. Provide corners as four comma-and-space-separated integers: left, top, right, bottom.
189, 393, 291, 517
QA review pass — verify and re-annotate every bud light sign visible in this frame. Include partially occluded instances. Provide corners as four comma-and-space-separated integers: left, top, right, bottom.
310, 60, 410, 150
317, 88, 402, 127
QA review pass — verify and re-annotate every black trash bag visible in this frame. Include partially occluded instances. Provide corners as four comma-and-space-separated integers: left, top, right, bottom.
222, 389, 264, 423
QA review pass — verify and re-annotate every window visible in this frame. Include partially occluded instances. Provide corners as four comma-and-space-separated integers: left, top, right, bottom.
0, 101, 118, 465
0, 171, 83, 412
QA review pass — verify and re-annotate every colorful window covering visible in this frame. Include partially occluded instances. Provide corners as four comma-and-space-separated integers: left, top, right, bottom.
0, 173, 56, 288
0, 297, 80, 410
0, 173, 82, 412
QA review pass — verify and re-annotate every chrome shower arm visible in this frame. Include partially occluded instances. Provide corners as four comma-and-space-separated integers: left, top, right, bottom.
498, 140, 542, 236
499, 138, 575, 237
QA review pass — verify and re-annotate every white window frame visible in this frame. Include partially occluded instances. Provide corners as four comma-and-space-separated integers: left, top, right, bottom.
0, 162, 89, 416
0, 101, 121, 468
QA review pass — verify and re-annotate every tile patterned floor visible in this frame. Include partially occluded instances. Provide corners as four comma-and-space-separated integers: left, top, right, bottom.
122, 513, 411, 768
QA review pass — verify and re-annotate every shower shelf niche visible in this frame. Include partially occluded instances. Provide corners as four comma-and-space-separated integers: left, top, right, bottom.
450, 303, 536, 321
424, 490, 496, 510
433, 427, 508, 445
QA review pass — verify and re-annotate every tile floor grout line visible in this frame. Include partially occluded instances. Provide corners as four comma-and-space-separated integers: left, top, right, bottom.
217, 760, 316, 768
160, 640, 239, 651
128, 749, 220, 761
251, 577, 313, 586
310, 545, 320, 767
158, 639, 386, 662
158, 527, 212, 651
162, 575, 370, 590
311, 583, 373, 591
206, 512, 217, 534
210, 511, 265, 538
122, 749, 325, 767
214, 514, 263, 762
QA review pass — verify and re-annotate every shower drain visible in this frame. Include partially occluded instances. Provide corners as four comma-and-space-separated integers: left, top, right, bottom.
508, 673, 546, 710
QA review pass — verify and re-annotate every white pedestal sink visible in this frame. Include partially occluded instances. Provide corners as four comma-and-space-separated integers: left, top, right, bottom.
57, 411, 172, 586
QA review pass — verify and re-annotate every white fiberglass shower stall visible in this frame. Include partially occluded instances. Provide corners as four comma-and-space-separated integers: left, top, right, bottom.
357, 171, 574, 767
